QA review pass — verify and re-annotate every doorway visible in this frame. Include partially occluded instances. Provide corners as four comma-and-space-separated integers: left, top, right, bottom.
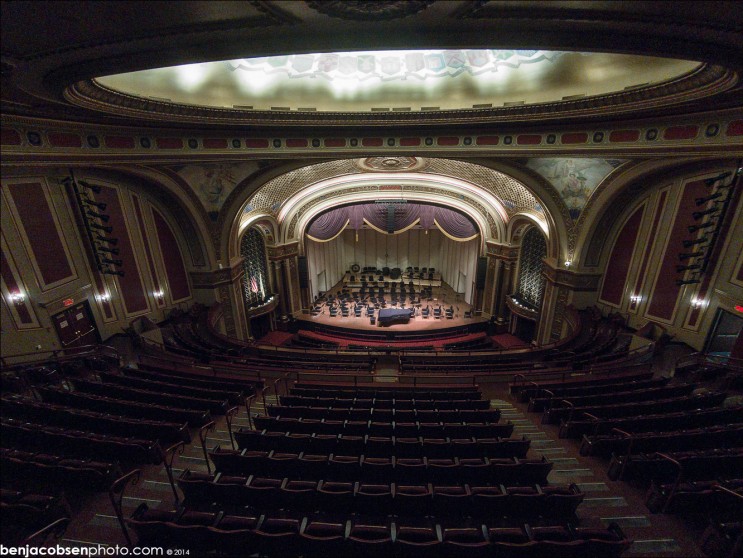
51, 299, 100, 349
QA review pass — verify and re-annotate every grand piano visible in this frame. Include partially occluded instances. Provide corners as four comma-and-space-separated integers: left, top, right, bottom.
377, 307, 414, 326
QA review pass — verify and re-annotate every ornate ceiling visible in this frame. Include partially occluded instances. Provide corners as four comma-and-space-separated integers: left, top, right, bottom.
95, 50, 700, 114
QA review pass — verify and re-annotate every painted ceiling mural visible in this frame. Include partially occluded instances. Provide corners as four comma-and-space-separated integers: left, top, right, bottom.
172, 162, 260, 215
526, 158, 626, 219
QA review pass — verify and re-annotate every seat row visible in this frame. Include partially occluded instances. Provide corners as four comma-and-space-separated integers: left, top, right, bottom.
235, 428, 530, 459
266, 404, 501, 423
510, 369, 654, 402
1, 395, 191, 444
133, 363, 259, 394
289, 385, 481, 400
127, 505, 631, 558
540, 384, 695, 419
0, 488, 71, 546
1, 417, 163, 465
253, 415, 515, 438
279, 394, 491, 411
100, 370, 243, 406
645, 478, 743, 514
526, 376, 670, 412
542, 391, 727, 425
0, 448, 121, 491
70, 378, 230, 415
558, 404, 743, 438
37, 386, 211, 426
607, 447, 743, 483
178, 469, 584, 520
209, 448, 553, 486
579, 423, 743, 457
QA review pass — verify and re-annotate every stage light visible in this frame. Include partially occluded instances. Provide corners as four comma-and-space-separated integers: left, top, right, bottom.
682, 238, 709, 248
78, 180, 102, 193
703, 172, 731, 186
692, 208, 720, 220
89, 223, 113, 233
82, 199, 107, 210
95, 235, 118, 245
86, 210, 110, 222
687, 222, 715, 234
676, 264, 701, 272
695, 193, 723, 206
678, 252, 704, 260
675, 278, 700, 286
95, 245, 119, 255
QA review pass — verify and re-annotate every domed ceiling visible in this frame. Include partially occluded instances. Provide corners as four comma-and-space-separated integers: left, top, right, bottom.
95, 49, 700, 113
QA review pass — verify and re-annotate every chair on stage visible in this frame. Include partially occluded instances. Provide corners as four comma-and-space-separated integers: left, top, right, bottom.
421, 307, 430, 319
464, 310, 472, 319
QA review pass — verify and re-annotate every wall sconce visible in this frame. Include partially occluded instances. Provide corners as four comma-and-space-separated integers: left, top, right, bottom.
564, 260, 572, 268
96, 292, 111, 303
691, 297, 705, 309
153, 290, 165, 302
9, 292, 25, 304
629, 294, 641, 304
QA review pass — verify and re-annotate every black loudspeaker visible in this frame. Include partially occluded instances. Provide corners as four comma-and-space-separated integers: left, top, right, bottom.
476, 256, 487, 289
298, 256, 309, 288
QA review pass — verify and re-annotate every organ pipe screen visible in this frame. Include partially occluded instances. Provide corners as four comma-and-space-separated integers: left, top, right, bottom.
240, 228, 269, 307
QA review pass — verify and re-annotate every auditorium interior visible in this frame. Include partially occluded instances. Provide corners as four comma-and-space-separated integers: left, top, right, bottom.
1, 1, 742, 556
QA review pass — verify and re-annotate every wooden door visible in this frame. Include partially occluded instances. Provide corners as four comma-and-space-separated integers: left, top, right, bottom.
52, 300, 100, 349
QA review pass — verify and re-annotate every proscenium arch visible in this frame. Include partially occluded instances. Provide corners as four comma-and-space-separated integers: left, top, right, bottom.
226, 157, 557, 264
286, 184, 499, 255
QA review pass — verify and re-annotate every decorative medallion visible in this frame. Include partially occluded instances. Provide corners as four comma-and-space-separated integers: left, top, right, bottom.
307, 1, 434, 21
357, 156, 427, 172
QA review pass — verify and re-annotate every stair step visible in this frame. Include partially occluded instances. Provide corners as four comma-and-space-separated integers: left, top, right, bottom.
601, 516, 652, 528
628, 539, 682, 554
581, 496, 628, 508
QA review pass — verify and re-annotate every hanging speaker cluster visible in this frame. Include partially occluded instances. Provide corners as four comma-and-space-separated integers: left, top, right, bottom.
63, 173, 124, 277
675, 170, 738, 286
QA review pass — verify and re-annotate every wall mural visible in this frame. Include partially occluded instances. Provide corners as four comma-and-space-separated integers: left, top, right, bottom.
526, 158, 625, 219
172, 162, 259, 216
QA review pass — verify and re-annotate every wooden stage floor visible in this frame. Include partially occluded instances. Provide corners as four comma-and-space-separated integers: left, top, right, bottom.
297, 281, 486, 332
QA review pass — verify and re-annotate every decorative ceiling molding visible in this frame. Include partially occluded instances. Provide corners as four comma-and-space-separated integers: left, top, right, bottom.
64, 64, 734, 126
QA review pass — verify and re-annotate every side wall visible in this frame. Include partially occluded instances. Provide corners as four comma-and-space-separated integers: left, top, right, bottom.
1, 172, 196, 357
595, 165, 742, 350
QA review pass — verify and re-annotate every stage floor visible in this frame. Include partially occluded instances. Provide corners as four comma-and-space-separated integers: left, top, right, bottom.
299, 280, 485, 332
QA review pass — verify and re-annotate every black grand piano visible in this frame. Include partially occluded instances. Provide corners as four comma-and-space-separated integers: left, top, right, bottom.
377, 307, 414, 326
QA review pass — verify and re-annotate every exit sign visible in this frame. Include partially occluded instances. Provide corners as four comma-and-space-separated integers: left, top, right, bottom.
62, 298, 74, 307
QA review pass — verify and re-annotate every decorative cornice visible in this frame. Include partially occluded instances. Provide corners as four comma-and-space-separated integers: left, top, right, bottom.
63, 64, 735, 128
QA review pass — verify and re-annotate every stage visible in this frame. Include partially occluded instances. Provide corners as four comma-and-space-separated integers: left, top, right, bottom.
301, 279, 485, 333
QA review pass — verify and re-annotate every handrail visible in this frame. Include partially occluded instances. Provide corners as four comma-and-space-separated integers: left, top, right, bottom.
542, 389, 555, 409
713, 484, 743, 501
224, 406, 239, 450
199, 421, 217, 474
582, 412, 601, 436
21, 517, 70, 547
245, 394, 256, 430
560, 399, 575, 424
611, 428, 634, 481
108, 469, 141, 547
162, 442, 185, 504
0, 343, 120, 369
656, 452, 684, 514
